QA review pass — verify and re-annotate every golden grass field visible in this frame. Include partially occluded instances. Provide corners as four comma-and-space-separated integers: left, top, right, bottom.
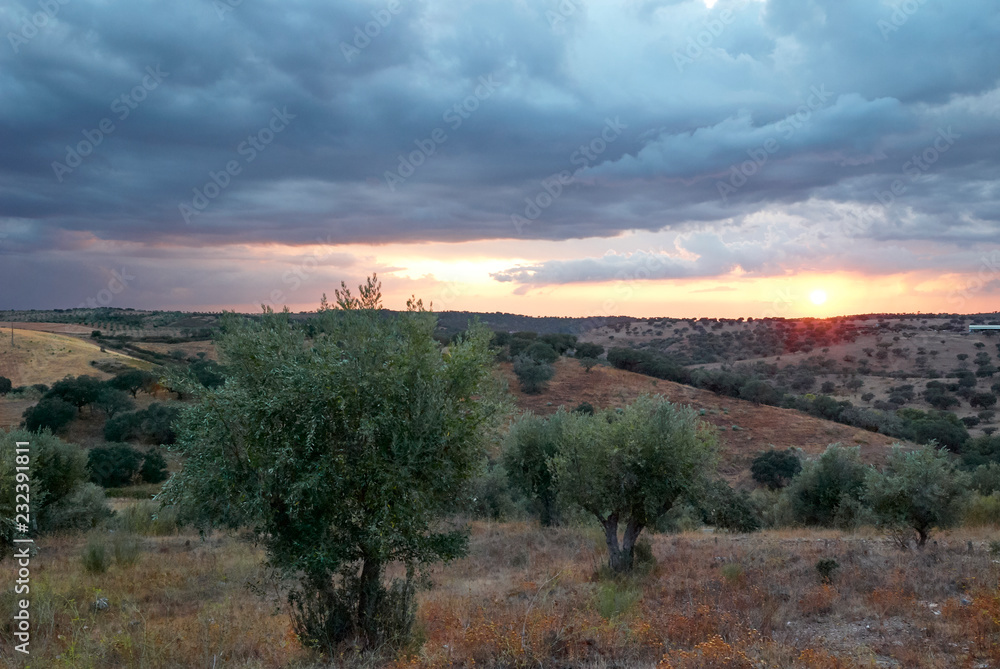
0, 329, 151, 387
2, 513, 999, 669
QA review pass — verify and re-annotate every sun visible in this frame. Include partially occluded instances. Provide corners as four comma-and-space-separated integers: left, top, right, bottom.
810, 289, 828, 306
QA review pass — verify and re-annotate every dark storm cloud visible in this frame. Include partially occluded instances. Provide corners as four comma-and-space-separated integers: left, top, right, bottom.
0, 0, 998, 302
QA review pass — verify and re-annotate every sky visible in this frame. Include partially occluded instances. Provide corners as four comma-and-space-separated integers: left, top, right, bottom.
1, 0, 999, 319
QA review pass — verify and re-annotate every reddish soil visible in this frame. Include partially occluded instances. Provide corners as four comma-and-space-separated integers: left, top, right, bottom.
502, 358, 903, 480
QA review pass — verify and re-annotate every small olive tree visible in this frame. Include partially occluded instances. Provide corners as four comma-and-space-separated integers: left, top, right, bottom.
162, 276, 500, 651
865, 444, 968, 548
552, 395, 717, 573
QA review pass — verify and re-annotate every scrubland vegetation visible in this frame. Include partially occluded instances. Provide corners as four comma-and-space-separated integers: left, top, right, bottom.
2, 292, 1000, 667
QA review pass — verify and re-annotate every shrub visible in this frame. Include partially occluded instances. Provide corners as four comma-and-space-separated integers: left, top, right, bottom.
81, 534, 109, 574
970, 462, 1000, 495
786, 445, 871, 527
0, 376, 11, 395
21, 397, 76, 433
865, 444, 969, 547
750, 448, 802, 489
88, 443, 144, 488
111, 532, 142, 567
115, 499, 180, 536
963, 493, 1000, 527
503, 412, 567, 525
45, 483, 113, 531
46, 375, 103, 411
0, 430, 109, 554
575, 342, 605, 359
815, 558, 839, 584
139, 448, 169, 483
465, 458, 520, 521
512, 354, 554, 394
700, 479, 762, 533
103, 403, 180, 444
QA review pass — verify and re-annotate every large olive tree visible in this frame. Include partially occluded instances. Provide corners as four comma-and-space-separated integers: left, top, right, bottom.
552, 396, 717, 573
162, 276, 500, 650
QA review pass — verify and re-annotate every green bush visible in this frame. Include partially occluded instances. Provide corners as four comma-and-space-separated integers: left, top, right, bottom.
963, 493, 1000, 527
700, 479, 762, 533
815, 558, 839, 584
0, 376, 11, 395
88, 444, 144, 487
111, 532, 142, 567
21, 397, 76, 433
45, 483, 113, 531
750, 448, 802, 490
139, 448, 169, 484
103, 403, 180, 444
970, 462, 1000, 495
81, 534, 109, 574
465, 458, 521, 521
786, 445, 871, 528
0, 430, 109, 557
512, 354, 554, 394
594, 581, 641, 620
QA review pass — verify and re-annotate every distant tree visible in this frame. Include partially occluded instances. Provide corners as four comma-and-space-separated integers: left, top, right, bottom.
22, 397, 76, 433
750, 448, 802, 490
552, 396, 717, 573
971, 393, 998, 409
861, 392, 875, 403
513, 354, 554, 394
88, 443, 144, 487
865, 445, 968, 548
93, 387, 135, 420
821, 381, 837, 394
0, 376, 12, 396
575, 342, 605, 359
524, 341, 559, 364
108, 369, 157, 398
47, 375, 103, 412
846, 378, 864, 395
538, 333, 577, 355
580, 357, 599, 373
739, 379, 781, 405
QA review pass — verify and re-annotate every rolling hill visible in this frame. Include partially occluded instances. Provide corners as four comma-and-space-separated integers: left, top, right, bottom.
0, 328, 152, 387
502, 357, 904, 482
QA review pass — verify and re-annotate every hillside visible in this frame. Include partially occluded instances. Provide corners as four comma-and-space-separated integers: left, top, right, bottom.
502, 357, 903, 481
0, 328, 152, 386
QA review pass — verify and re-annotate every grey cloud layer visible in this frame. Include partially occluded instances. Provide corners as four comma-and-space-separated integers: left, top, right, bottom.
1, 0, 999, 302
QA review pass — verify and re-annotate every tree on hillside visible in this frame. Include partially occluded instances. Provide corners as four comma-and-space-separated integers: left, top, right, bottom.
865, 445, 968, 548
94, 387, 135, 420
751, 448, 802, 490
512, 354, 554, 394
552, 395, 717, 573
46, 375, 103, 412
161, 277, 501, 651
575, 342, 604, 359
108, 369, 157, 398
0, 376, 12, 395
22, 396, 76, 433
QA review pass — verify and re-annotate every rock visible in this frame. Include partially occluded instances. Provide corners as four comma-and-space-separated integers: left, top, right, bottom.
93, 597, 109, 612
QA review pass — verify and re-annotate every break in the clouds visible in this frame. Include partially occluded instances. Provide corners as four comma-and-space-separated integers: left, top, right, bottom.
0, 0, 999, 309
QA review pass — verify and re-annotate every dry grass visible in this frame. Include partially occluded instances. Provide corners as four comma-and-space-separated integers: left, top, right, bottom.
0, 328, 152, 387
3, 520, 1000, 668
